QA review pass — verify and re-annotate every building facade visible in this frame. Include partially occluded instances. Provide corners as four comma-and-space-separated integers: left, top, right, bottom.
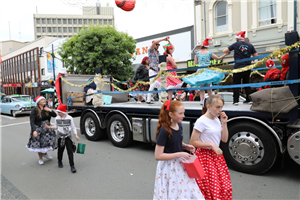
194, 0, 300, 63
33, 6, 114, 39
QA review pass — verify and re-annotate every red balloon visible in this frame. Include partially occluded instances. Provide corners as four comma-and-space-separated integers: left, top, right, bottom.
115, 0, 136, 12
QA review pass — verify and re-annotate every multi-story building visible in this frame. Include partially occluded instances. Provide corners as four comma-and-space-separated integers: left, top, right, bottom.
33, 5, 114, 39
194, 0, 300, 63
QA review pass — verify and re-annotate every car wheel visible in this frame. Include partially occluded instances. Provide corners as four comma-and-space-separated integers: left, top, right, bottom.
80, 112, 105, 141
107, 114, 132, 148
221, 122, 278, 174
12, 110, 17, 117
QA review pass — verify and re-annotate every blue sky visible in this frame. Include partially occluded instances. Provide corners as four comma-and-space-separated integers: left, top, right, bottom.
0, 0, 194, 42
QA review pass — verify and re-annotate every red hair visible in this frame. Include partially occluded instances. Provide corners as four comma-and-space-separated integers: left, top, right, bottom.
141, 56, 149, 65
155, 100, 183, 139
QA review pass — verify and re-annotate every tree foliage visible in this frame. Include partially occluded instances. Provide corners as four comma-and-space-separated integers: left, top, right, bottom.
58, 25, 136, 80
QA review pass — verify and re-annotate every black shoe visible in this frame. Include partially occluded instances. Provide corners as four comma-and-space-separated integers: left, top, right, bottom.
58, 161, 63, 168
71, 165, 77, 173
146, 101, 154, 104
243, 100, 252, 104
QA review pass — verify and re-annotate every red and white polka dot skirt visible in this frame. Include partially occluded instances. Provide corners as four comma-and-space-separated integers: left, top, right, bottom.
195, 148, 233, 200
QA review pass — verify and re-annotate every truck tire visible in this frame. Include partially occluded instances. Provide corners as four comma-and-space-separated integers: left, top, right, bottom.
81, 112, 105, 141
107, 114, 132, 147
221, 122, 278, 174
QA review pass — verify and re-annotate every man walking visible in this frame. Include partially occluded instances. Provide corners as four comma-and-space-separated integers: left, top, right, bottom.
146, 36, 169, 104
223, 31, 258, 105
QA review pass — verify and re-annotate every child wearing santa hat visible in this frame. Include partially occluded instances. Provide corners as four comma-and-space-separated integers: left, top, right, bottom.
183, 38, 228, 103
46, 104, 80, 173
223, 31, 258, 105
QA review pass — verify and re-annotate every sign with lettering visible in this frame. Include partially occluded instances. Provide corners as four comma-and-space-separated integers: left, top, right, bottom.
2, 83, 22, 87
187, 59, 223, 68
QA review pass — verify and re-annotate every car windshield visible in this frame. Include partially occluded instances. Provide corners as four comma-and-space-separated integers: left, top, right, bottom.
11, 96, 31, 102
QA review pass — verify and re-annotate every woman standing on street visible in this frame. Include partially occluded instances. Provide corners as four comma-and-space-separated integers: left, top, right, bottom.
26, 96, 57, 165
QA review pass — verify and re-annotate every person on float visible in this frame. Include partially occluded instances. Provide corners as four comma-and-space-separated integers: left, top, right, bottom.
26, 96, 57, 165
153, 100, 205, 199
190, 95, 232, 200
223, 31, 258, 105
257, 60, 280, 91
147, 37, 169, 104
183, 38, 228, 104
127, 56, 150, 104
45, 104, 80, 173
279, 54, 289, 81
174, 91, 182, 101
163, 39, 183, 100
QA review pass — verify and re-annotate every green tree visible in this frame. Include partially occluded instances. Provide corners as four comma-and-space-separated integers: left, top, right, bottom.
58, 25, 136, 81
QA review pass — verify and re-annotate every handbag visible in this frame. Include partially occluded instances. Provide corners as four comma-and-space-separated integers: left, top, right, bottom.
181, 155, 205, 179
76, 143, 86, 154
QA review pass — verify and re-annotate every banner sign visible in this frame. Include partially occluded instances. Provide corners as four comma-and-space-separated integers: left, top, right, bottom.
2, 83, 22, 87
187, 59, 223, 68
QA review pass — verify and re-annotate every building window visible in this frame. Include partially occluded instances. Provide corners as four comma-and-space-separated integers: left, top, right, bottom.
53, 27, 57, 33
36, 18, 41, 24
37, 35, 41, 38
63, 27, 67, 33
259, 1, 277, 26
37, 27, 41, 33
52, 19, 56, 24
63, 19, 67, 24
42, 18, 46, 24
58, 19, 62, 24
73, 19, 77, 24
68, 27, 72, 33
74, 27, 77, 32
94, 19, 98, 24
47, 19, 51, 24
42, 27, 46, 33
41, 68, 45, 75
108, 19, 112, 25
215, 1, 228, 33
78, 19, 82, 24
58, 27, 62, 33
89, 19, 93, 24
104, 19, 107, 25
83, 19, 87, 24
68, 19, 72, 24
48, 27, 52, 32
99, 19, 102, 25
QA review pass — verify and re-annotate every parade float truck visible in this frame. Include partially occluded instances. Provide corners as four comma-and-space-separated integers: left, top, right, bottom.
55, 34, 300, 175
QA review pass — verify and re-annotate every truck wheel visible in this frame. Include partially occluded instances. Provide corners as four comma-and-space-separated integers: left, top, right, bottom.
107, 114, 132, 147
221, 122, 278, 174
81, 112, 105, 141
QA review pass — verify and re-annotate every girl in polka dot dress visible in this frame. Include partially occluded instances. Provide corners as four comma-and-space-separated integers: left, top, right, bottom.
190, 95, 232, 200
153, 100, 204, 200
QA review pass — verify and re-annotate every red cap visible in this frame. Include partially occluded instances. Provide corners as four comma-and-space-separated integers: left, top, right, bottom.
202, 38, 212, 47
176, 91, 182, 95
34, 96, 45, 104
57, 104, 67, 114
266, 60, 275, 69
236, 31, 246, 39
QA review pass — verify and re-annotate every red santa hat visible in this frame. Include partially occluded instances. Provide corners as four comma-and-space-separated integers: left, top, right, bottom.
202, 38, 212, 47
176, 91, 182, 95
34, 96, 45, 104
281, 54, 289, 68
57, 104, 67, 114
266, 60, 275, 69
235, 31, 246, 39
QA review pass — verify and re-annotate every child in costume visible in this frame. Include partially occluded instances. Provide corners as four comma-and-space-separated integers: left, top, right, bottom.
163, 38, 183, 100
279, 54, 289, 81
183, 38, 227, 102
258, 60, 280, 91
153, 100, 204, 199
46, 104, 80, 173
190, 95, 232, 200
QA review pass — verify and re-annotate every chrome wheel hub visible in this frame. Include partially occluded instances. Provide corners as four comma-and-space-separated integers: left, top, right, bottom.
110, 121, 124, 142
229, 132, 264, 165
85, 117, 96, 137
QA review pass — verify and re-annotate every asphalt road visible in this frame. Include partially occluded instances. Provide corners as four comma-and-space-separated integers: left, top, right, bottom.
1, 114, 300, 200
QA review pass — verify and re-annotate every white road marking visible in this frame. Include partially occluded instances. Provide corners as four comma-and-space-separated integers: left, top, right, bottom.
0, 121, 30, 128
1, 115, 16, 120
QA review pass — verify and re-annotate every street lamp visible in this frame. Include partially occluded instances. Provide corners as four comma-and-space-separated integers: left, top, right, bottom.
38, 44, 56, 82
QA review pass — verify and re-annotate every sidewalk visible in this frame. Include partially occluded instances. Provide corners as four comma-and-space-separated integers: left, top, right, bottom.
1, 174, 28, 199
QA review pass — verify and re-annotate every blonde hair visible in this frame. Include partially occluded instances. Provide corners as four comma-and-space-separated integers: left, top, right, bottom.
202, 95, 224, 114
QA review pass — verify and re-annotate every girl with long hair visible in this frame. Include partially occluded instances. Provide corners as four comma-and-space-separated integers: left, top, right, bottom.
190, 95, 232, 200
26, 96, 57, 165
153, 100, 204, 199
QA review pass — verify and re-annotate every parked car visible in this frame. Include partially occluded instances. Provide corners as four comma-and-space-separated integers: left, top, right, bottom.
0, 95, 36, 117
204, 92, 246, 102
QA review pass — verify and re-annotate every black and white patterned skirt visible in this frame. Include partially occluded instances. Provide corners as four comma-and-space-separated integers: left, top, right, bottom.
26, 120, 56, 153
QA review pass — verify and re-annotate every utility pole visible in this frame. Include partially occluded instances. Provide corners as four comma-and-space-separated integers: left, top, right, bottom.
52, 44, 56, 81
294, 0, 297, 31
